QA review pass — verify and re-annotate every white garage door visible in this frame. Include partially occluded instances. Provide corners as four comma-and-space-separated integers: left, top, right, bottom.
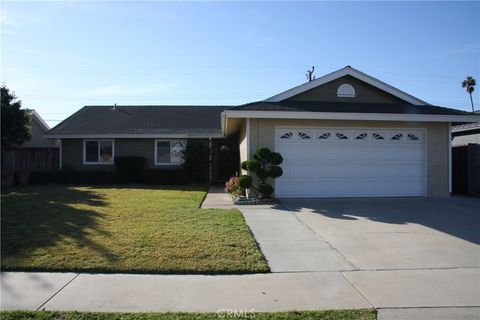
275, 127, 426, 197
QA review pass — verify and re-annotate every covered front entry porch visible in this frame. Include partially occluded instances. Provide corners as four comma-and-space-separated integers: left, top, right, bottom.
211, 137, 239, 183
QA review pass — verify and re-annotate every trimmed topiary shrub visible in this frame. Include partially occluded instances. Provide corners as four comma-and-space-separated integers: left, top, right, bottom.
114, 156, 146, 183
238, 175, 252, 189
240, 147, 283, 199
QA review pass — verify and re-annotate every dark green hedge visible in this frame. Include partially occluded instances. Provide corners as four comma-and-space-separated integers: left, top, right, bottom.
143, 169, 188, 185
29, 168, 189, 185
182, 139, 210, 183
114, 156, 146, 183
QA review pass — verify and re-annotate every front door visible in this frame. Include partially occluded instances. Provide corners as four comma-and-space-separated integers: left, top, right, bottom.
213, 139, 238, 183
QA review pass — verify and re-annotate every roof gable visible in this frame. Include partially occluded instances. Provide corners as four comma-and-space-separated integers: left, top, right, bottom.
264, 66, 429, 105
29, 110, 50, 131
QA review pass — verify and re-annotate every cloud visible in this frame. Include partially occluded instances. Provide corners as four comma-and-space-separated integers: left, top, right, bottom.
84, 83, 173, 97
0, 9, 42, 34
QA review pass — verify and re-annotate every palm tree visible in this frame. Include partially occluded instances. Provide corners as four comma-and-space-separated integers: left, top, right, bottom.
462, 76, 476, 112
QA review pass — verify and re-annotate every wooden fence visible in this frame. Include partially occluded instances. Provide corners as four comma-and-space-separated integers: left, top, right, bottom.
452, 144, 480, 195
1, 148, 60, 172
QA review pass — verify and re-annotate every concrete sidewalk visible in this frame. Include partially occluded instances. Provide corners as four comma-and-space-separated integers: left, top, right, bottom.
2, 269, 479, 315
1, 271, 370, 312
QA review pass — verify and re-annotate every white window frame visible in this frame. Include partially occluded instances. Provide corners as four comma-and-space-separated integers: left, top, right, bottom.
83, 139, 115, 165
154, 139, 186, 165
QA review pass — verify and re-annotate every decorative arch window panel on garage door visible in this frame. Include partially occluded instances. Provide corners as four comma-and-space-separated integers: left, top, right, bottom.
276, 128, 423, 143
275, 127, 426, 198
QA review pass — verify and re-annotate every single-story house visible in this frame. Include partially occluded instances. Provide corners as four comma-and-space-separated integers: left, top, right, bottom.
452, 119, 480, 147
45, 66, 480, 197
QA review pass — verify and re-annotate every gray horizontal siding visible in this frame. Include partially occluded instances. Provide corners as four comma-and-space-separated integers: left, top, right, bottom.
61, 138, 208, 170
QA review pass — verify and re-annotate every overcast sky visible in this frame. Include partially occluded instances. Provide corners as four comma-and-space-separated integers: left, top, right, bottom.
1, 1, 479, 127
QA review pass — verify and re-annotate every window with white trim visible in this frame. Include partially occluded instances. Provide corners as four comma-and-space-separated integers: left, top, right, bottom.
84, 140, 114, 164
155, 140, 186, 165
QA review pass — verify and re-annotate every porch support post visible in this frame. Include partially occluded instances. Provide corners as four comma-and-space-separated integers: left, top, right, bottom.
246, 118, 251, 159
246, 118, 251, 197
209, 137, 213, 183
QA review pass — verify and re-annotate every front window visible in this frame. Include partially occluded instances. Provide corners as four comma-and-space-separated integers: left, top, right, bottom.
84, 140, 114, 164
155, 140, 186, 165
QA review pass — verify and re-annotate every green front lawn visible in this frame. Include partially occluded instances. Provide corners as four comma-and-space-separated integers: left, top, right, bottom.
0, 310, 376, 320
1, 184, 268, 273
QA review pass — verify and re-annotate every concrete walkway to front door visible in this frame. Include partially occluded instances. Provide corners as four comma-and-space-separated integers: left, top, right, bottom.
201, 184, 236, 209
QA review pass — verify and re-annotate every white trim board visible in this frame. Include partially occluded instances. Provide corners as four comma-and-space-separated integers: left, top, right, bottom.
224, 110, 480, 123
264, 66, 430, 105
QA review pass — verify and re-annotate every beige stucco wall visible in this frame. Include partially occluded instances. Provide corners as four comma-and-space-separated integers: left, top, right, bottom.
287, 75, 405, 104
245, 118, 449, 197
62, 138, 187, 170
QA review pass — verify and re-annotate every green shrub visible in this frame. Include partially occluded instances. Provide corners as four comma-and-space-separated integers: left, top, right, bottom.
52, 170, 117, 184
242, 159, 261, 172
253, 147, 272, 160
269, 165, 283, 178
143, 169, 188, 185
238, 175, 252, 189
268, 152, 283, 165
241, 147, 283, 199
258, 183, 274, 197
181, 140, 210, 183
114, 156, 146, 183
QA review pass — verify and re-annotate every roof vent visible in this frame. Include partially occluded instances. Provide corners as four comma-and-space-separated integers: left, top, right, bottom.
112, 103, 116, 110
337, 83, 356, 98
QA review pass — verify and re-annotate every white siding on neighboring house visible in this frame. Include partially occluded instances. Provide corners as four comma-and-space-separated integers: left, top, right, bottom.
452, 133, 480, 146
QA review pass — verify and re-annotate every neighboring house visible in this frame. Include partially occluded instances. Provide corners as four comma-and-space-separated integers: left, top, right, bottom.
452, 121, 480, 147
22, 110, 59, 149
1, 110, 59, 185
45, 66, 480, 198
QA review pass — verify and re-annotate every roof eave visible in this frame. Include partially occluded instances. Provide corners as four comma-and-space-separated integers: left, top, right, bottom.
44, 133, 225, 139
224, 110, 480, 123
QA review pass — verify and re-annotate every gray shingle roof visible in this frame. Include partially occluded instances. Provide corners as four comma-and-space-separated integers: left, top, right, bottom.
230, 101, 471, 116
47, 102, 474, 137
452, 122, 480, 132
47, 105, 229, 136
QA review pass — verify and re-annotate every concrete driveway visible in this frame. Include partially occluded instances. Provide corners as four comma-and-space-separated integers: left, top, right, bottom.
280, 196, 480, 271
240, 196, 480, 318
